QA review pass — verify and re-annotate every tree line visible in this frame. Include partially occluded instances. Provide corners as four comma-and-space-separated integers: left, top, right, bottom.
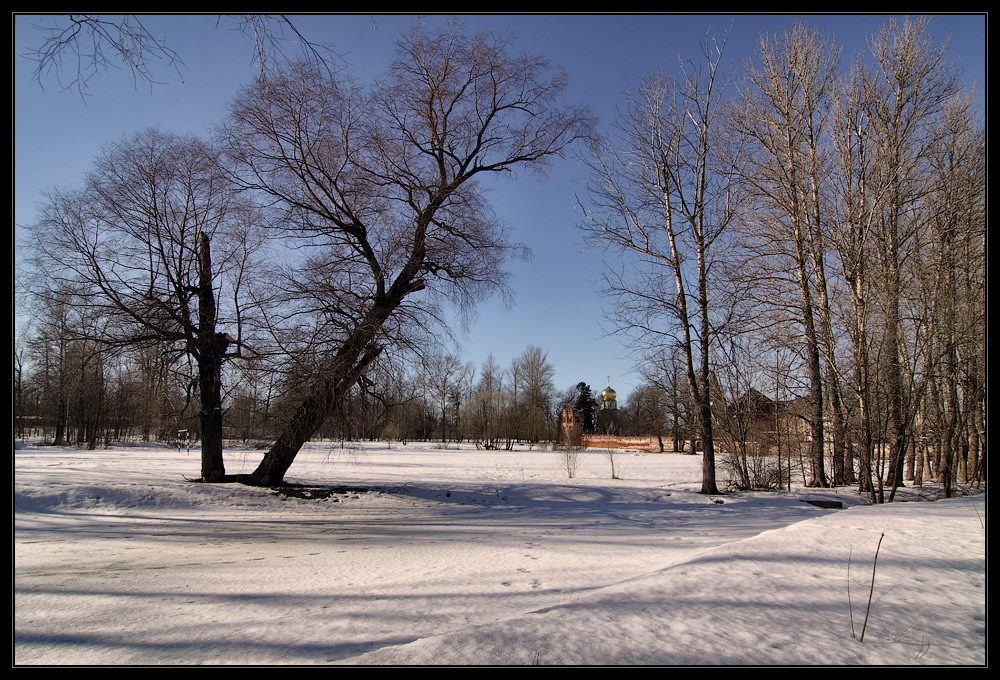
13, 328, 609, 454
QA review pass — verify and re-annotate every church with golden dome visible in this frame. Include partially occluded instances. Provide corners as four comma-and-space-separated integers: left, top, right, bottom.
560, 379, 632, 443
600, 382, 617, 409
559, 379, 662, 452
594, 379, 625, 435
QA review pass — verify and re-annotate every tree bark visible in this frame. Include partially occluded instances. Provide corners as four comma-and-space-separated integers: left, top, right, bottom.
197, 231, 228, 482
246, 330, 385, 486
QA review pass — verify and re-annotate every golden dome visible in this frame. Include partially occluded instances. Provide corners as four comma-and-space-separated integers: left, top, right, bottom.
601, 384, 617, 401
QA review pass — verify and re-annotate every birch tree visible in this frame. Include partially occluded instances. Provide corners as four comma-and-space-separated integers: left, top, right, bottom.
731, 23, 841, 487
863, 17, 962, 492
579, 30, 737, 494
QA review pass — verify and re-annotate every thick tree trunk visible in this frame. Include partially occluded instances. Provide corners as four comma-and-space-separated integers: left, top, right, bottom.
698, 391, 719, 494
696, 238, 719, 496
247, 339, 384, 486
197, 338, 228, 482
197, 231, 227, 483
883, 312, 908, 489
794, 229, 828, 488
831, 386, 851, 484
243, 254, 428, 486
803, 329, 828, 488
814, 259, 848, 486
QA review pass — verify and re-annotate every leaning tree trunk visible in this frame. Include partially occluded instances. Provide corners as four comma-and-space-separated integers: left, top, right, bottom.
244, 291, 400, 487
246, 337, 384, 486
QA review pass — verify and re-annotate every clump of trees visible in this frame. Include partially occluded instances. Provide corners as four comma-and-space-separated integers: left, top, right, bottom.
24, 129, 261, 481
579, 17, 984, 500
19, 22, 593, 485
462, 347, 559, 450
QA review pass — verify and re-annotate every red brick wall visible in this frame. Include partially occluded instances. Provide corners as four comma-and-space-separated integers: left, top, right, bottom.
581, 435, 662, 453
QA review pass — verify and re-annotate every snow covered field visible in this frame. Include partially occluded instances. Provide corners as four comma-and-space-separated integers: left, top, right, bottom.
15, 440, 986, 665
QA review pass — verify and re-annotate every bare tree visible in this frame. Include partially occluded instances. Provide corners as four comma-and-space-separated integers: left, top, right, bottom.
623, 384, 664, 439
639, 349, 693, 452
424, 351, 472, 443
730, 23, 842, 487
468, 353, 512, 451
562, 447, 581, 479
221, 24, 592, 485
514, 345, 557, 442
863, 17, 962, 493
14, 333, 28, 441
22, 14, 336, 97
24, 293, 76, 444
828, 56, 885, 502
578, 29, 737, 494
919, 89, 985, 498
28, 128, 262, 481
822, 17, 973, 502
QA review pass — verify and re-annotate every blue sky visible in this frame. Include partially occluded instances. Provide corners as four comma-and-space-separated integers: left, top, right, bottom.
13, 14, 987, 403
